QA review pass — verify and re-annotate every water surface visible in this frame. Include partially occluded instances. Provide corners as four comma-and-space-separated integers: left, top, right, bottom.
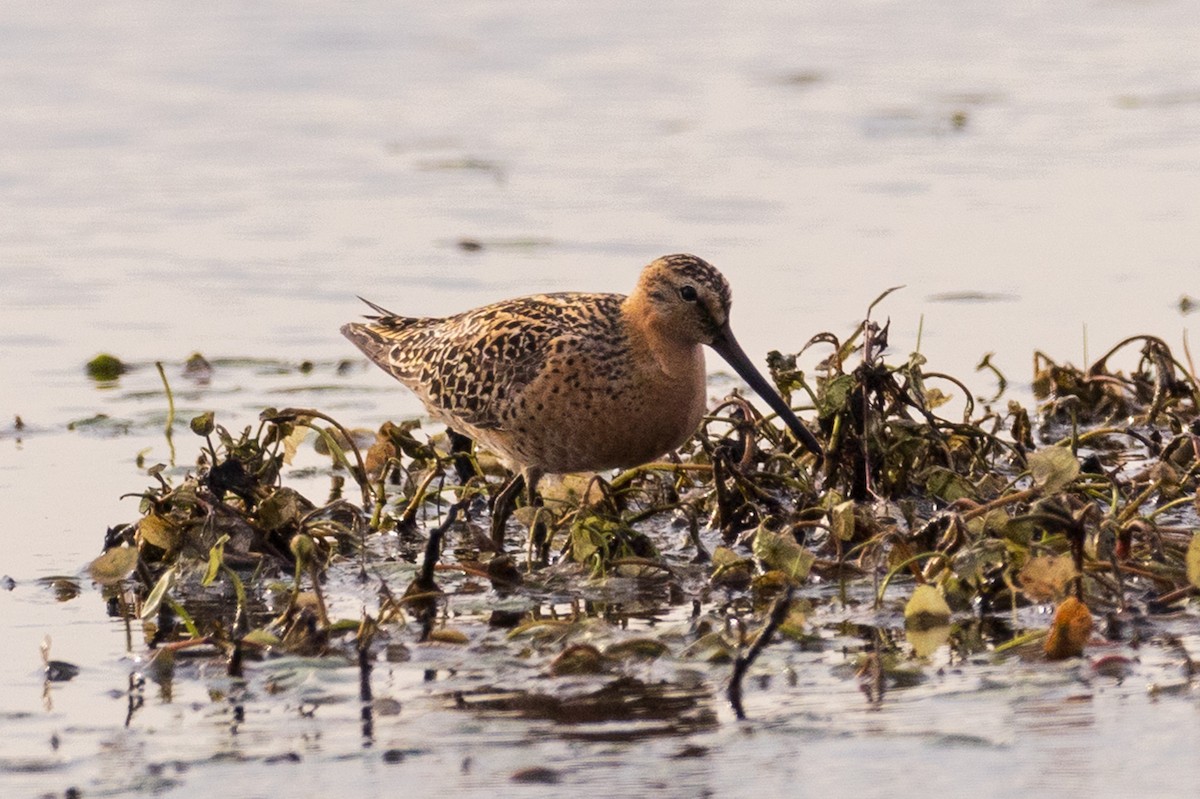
3, 2, 1200, 797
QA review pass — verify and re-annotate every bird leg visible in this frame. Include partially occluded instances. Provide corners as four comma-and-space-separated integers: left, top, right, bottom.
447, 430, 480, 485
490, 472, 525, 548
489, 467, 548, 561
523, 468, 549, 564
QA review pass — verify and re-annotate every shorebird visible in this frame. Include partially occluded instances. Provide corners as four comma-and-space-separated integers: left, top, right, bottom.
342, 253, 823, 550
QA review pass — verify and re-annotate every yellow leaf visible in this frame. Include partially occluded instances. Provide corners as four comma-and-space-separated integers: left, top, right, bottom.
281, 424, 310, 465
1187, 532, 1200, 589
904, 584, 951, 630
603, 638, 670, 661
242, 629, 281, 648
906, 624, 951, 658
711, 546, 742, 567
202, 534, 231, 587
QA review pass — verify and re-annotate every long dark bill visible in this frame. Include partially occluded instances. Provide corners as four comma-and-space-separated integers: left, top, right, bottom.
710, 322, 824, 460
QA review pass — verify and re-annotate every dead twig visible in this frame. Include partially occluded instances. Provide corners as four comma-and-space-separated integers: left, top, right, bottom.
728, 584, 795, 721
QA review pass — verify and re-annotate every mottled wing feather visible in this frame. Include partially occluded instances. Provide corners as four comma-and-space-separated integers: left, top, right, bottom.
342, 293, 625, 432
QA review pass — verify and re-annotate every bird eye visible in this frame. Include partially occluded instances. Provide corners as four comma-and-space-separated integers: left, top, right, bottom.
679, 285, 698, 302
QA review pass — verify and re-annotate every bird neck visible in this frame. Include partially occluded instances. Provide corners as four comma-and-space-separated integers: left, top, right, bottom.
621, 294, 704, 380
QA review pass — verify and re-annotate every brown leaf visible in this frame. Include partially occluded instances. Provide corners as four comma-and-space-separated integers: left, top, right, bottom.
1018, 554, 1079, 602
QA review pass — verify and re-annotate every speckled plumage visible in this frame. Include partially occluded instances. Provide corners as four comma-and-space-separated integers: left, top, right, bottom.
342, 253, 822, 547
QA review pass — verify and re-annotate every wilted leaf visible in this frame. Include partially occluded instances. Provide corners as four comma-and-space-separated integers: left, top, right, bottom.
924, 467, 977, 502
137, 514, 180, 553
752, 570, 793, 598
570, 519, 606, 563
710, 546, 753, 590
88, 547, 139, 585
923, 387, 952, 410
1001, 516, 1034, 545
280, 424, 310, 466
190, 411, 215, 437
549, 643, 605, 675
428, 628, 469, 645
1044, 596, 1093, 659
776, 602, 808, 641
540, 473, 595, 506
831, 499, 856, 541
604, 638, 669, 661
966, 508, 1009, 539
752, 527, 815, 581
1018, 554, 1079, 601
1028, 447, 1080, 494
257, 488, 312, 532
818, 374, 856, 419
904, 584, 951, 630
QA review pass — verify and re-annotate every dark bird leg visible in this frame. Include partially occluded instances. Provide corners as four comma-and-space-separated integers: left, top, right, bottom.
524, 468, 548, 563
447, 430, 479, 484
489, 467, 547, 560
490, 472, 525, 548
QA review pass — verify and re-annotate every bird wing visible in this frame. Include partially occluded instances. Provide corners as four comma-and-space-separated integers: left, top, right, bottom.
342, 293, 623, 432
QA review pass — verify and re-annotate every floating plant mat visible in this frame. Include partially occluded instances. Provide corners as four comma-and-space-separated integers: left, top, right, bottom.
83, 320, 1200, 747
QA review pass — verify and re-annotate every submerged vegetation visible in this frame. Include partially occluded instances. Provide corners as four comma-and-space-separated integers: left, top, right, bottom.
88, 312, 1200, 727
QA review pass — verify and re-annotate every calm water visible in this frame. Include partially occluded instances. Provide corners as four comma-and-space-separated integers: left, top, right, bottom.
3, 2, 1200, 797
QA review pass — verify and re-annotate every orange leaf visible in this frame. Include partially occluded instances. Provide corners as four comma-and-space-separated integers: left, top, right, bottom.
1044, 596, 1093, 660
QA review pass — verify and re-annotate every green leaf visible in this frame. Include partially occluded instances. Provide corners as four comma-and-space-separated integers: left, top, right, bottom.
86, 353, 126, 381
752, 527, 815, 581
818, 374, 856, 419
1028, 447, 1080, 494
570, 520, 606, 563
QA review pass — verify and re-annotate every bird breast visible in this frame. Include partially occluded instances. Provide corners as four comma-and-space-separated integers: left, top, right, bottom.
469, 335, 709, 475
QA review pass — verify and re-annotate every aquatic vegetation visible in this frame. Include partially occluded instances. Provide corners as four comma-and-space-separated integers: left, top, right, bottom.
90, 318, 1200, 723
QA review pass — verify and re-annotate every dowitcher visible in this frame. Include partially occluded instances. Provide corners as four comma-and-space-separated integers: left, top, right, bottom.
342, 253, 823, 548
